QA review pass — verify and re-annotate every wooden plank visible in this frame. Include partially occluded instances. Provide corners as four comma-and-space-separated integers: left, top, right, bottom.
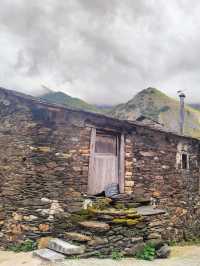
88, 127, 96, 195
95, 134, 117, 154
91, 155, 118, 195
119, 134, 125, 193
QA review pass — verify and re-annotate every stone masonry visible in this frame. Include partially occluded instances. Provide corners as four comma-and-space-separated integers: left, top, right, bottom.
0, 87, 200, 251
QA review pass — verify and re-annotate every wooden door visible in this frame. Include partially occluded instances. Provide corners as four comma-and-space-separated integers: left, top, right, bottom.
88, 130, 119, 195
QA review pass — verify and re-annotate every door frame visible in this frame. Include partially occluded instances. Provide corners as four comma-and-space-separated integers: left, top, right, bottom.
88, 127, 125, 195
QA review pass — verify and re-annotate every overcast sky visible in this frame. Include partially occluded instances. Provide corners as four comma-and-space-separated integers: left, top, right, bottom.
1, 0, 200, 104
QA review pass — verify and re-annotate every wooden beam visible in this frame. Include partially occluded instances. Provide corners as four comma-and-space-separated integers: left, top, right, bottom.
119, 134, 125, 193
88, 127, 96, 195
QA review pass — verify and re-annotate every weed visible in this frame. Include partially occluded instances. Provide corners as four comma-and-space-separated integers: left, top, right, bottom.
136, 244, 156, 261
169, 240, 177, 246
7, 239, 37, 252
111, 250, 124, 260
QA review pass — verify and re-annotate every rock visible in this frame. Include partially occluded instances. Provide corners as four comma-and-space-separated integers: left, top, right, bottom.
39, 224, 50, 232
126, 203, 141, 208
131, 237, 143, 244
148, 233, 162, 240
140, 151, 155, 157
33, 248, 65, 262
136, 206, 166, 216
156, 244, 171, 258
79, 221, 110, 232
149, 221, 163, 227
48, 238, 85, 255
88, 237, 108, 247
134, 197, 151, 205
65, 232, 92, 242
88, 207, 138, 217
124, 242, 145, 256
146, 239, 165, 250
37, 237, 53, 249
13, 213, 23, 221
41, 197, 52, 203
23, 215, 38, 221
99, 215, 113, 221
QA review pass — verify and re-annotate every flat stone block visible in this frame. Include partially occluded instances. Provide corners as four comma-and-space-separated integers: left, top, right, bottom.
65, 232, 92, 242
33, 248, 65, 262
79, 220, 110, 231
48, 238, 85, 255
136, 206, 166, 216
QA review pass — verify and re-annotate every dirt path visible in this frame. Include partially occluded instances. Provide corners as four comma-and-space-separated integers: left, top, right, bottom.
0, 246, 200, 266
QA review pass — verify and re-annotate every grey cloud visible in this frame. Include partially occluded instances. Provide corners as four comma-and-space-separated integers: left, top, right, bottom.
0, 0, 200, 103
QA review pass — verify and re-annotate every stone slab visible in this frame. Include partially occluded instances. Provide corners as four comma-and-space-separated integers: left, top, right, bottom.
136, 206, 166, 216
33, 248, 65, 262
48, 238, 85, 255
79, 220, 110, 231
65, 232, 92, 242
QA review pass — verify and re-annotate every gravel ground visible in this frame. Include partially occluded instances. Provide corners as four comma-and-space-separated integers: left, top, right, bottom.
0, 246, 200, 266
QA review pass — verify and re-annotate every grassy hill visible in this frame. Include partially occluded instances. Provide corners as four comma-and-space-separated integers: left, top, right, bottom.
38, 91, 99, 113
109, 87, 200, 138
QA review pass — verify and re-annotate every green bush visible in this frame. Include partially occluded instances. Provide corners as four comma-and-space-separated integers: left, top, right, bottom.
8, 239, 37, 252
136, 244, 156, 261
169, 240, 177, 246
111, 250, 124, 260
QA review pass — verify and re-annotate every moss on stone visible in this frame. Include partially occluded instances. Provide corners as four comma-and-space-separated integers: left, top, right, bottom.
75, 209, 90, 216
112, 218, 139, 225
126, 213, 141, 219
88, 207, 138, 216
70, 213, 90, 223
69, 208, 96, 224
114, 203, 125, 209
92, 198, 112, 210
126, 219, 140, 226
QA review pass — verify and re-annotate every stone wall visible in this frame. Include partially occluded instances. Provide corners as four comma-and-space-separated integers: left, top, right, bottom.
0, 89, 138, 246
0, 87, 200, 247
124, 135, 135, 194
131, 126, 200, 241
0, 90, 92, 244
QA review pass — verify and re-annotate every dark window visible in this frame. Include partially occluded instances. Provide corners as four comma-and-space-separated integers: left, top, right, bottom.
182, 153, 188, 169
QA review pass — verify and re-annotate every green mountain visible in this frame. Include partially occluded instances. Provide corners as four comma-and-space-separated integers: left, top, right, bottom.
39, 90, 99, 113
109, 87, 200, 138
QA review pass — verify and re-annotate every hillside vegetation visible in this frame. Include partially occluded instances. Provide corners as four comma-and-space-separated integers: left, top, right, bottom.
39, 91, 99, 113
109, 87, 200, 138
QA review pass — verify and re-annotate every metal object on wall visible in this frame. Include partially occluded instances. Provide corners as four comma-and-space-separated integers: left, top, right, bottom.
178, 91, 186, 135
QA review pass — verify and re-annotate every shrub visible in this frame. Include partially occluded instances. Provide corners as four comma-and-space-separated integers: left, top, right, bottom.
8, 239, 37, 252
136, 244, 156, 261
111, 250, 124, 260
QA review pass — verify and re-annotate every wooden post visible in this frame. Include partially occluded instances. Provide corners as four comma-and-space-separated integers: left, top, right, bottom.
119, 134, 125, 193
88, 127, 96, 195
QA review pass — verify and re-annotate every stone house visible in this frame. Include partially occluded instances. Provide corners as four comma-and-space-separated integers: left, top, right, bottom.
0, 87, 200, 251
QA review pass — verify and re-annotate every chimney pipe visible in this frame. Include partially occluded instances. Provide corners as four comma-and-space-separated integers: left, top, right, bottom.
179, 92, 186, 135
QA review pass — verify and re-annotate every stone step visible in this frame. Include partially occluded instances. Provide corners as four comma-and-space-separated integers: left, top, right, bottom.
136, 206, 166, 216
112, 194, 151, 205
33, 248, 65, 262
48, 238, 85, 255
79, 220, 110, 231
